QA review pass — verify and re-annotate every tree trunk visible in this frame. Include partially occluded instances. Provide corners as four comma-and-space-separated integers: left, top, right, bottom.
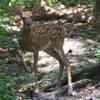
94, 0, 100, 17
93, 0, 100, 41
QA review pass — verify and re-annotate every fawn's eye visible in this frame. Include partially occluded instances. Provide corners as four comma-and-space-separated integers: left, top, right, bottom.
30, 16, 33, 18
22, 17, 25, 19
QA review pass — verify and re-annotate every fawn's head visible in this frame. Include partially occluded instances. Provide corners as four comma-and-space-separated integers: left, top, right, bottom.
14, 7, 33, 28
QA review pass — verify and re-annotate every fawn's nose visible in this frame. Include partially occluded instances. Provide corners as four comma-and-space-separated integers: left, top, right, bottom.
25, 20, 32, 26
24, 18, 32, 26
26, 22, 31, 25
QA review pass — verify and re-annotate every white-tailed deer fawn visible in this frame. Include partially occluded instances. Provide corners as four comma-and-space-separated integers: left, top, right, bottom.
14, 7, 73, 94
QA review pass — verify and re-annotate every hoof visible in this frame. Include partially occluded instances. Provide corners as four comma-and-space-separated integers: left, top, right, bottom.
67, 89, 77, 96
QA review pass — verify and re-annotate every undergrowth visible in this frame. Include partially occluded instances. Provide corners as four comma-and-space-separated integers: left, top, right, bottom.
0, 27, 18, 100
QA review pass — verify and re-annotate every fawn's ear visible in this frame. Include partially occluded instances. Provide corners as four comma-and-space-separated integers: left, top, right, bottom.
13, 6, 22, 15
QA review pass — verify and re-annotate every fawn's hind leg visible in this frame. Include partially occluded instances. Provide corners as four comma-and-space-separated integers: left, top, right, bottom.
45, 47, 64, 87
52, 47, 73, 93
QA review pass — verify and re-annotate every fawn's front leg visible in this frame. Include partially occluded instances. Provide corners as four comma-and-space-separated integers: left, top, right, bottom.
33, 50, 39, 93
52, 48, 74, 95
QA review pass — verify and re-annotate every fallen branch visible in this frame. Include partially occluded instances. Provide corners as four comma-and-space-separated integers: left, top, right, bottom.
62, 63, 100, 86
42, 79, 92, 100
43, 63, 100, 91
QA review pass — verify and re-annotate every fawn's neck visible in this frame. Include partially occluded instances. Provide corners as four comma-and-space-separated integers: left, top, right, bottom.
22, 26, 32, 36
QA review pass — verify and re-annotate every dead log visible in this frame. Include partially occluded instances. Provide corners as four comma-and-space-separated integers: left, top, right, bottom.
32, 13, 67, 21
43, 63, 100, 91
43, 78, 92, 93
42, 79, 92, 100
62, 63, 100, 86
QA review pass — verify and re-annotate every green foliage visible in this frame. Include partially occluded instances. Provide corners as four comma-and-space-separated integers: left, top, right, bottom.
0, 28, 18, 100
0, 72, 18, 100
45, 0, 57, 6
92, 48, 100, 60
0, 38, 18, 99
0, 51, 18, 100
0, 27, 11, 45
65, 0, 76, 6
0, 27, 6, 34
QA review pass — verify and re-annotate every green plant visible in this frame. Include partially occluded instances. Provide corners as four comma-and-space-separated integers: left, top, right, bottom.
92, 48, 100, 60
0, 27, 18, 100
0, 72, 18, 100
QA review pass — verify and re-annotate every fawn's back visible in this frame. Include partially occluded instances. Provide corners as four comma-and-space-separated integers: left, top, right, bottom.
20, 21, 65, 52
